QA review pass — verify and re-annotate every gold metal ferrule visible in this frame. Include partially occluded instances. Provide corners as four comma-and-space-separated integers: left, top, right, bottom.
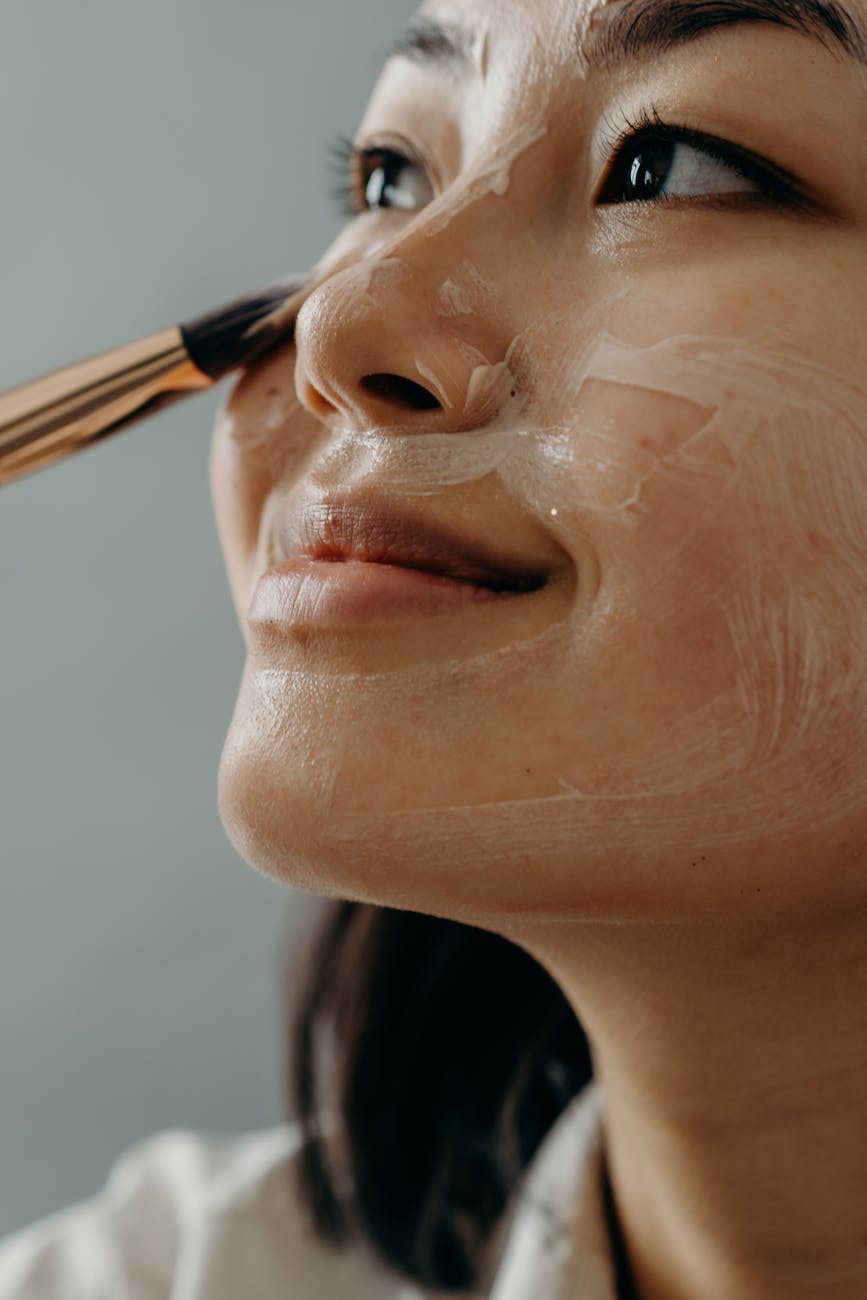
0, 327, 211, 486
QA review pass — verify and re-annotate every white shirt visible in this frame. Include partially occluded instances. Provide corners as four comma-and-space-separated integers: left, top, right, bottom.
0, 1082, 616, 1299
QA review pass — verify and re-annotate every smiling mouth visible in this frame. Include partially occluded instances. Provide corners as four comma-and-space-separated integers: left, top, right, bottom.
283, 498, 556, 593
304, 548, 549, 594
248, 492, 566, 632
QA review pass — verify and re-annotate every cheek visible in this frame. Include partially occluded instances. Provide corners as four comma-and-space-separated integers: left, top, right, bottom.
210, 343, 326, 620
209, 409, 262, 621
558, 331, 867, 799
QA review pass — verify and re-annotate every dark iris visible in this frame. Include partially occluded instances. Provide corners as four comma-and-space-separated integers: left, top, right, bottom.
363, 150, 422, 210
623, 139, 676, 201
365, 157, 393, 207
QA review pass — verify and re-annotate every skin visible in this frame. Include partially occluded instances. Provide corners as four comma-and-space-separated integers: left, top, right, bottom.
210, 2, 867, 1296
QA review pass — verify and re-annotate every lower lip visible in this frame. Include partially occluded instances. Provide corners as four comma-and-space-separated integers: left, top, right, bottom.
248, 558, 523, 627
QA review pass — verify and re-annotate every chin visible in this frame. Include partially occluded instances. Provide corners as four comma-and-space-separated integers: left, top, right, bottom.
214, 684, 408, 906
217, 746, 348, 896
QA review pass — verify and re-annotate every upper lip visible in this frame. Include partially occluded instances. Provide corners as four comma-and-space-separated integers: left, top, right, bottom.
268, 494, 553, 593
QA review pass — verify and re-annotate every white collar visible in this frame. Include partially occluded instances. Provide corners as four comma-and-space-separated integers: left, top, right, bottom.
485, 1081, 617, 1300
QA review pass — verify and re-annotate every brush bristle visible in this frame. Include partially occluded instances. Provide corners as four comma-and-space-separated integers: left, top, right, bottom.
180, 273, 312, 380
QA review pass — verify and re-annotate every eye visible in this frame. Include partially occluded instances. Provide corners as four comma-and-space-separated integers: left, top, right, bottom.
329, 136, 435, 216
602, 135, 759, 203
362, 148, 434, 211
596, 113, 805, 208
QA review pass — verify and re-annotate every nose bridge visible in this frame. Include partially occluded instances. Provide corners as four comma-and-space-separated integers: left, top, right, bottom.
294, 174, 529, 432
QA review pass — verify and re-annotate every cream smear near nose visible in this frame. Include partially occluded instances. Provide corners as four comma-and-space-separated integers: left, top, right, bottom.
416, 118, 549, 239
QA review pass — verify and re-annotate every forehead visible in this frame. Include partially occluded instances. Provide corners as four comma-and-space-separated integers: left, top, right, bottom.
402, 0, 596, 101
417, 0, 597, 23
413, 0, 867, 65
417, 0, 595, 48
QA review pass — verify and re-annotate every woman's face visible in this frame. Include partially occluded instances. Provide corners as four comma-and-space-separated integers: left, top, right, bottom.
210, 0, 867, 926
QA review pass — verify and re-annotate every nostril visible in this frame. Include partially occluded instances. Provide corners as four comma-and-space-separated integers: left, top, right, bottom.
360, 373, 442, 411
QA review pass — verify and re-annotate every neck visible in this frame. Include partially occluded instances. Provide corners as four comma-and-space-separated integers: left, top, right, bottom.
508, 910, 867, 1300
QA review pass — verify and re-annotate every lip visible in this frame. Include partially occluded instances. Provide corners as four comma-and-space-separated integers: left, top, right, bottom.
249, 557, 521, 626
247, 494, 556, 628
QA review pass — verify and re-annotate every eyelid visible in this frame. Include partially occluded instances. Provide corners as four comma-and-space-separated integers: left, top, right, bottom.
594, 108, 815, 210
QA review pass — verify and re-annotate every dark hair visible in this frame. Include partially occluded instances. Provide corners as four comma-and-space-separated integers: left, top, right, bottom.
283, 900, 594, 1293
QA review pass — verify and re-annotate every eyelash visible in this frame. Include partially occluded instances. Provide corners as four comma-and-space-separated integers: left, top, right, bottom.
327, 105, 807, 217
328, 134, 396, 217
597, 105, 805, 208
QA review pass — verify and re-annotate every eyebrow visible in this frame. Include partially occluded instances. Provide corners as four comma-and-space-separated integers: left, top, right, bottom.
384, 0, 867, 76
585, 0, 867, 72
384, 15, 474, 72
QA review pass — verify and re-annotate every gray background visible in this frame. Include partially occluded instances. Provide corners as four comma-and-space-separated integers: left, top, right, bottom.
0, 0, 411, 1235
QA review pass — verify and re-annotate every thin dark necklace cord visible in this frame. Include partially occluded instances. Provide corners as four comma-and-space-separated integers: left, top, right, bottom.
601, 1153, 641, 1300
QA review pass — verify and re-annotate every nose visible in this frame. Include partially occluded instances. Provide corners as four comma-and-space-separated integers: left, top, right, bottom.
293, 231, 519, 434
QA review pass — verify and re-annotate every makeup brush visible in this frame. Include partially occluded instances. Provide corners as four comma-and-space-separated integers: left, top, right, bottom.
0, 271, 314, 487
